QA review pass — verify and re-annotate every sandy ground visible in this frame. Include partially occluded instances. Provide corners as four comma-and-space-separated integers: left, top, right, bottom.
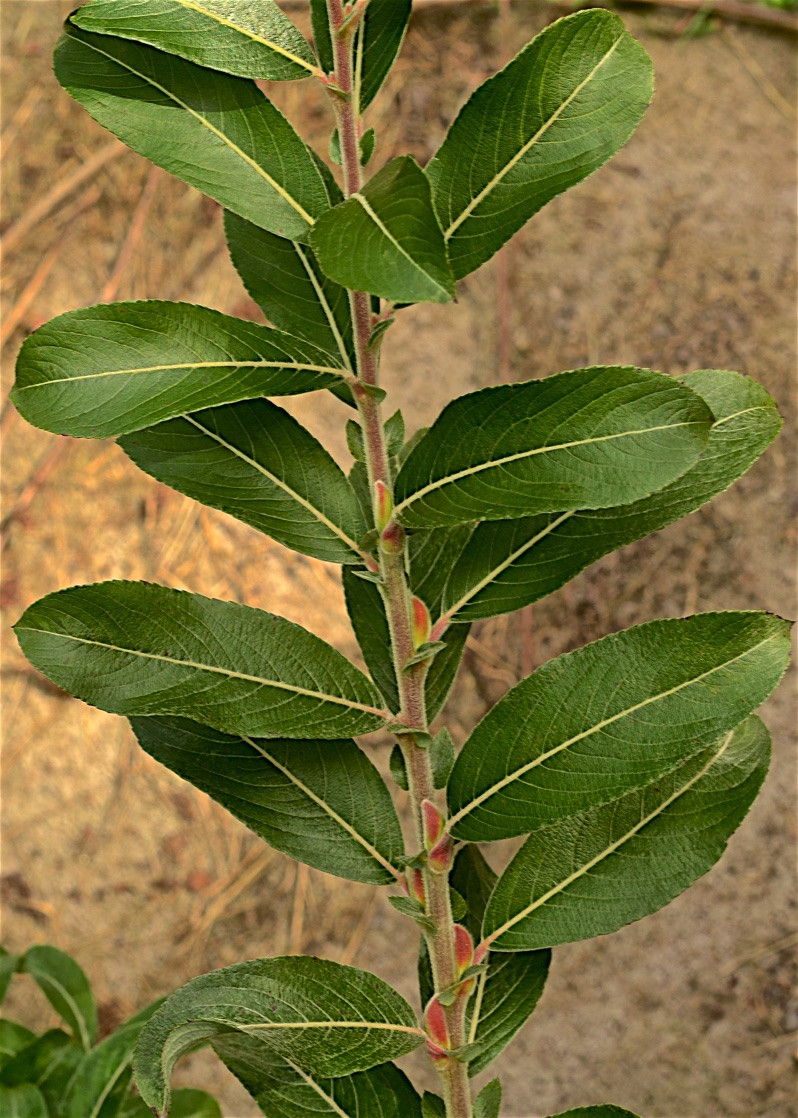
1, 2, 796, 1116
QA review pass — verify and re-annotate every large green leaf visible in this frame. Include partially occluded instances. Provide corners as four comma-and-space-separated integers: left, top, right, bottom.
426, 10, 653, 280
19, 946, 97, 1049
214, 1032, 422, 1118
0, 1022, 36, 1071
70, 0, 319, 80
448, 612, 790, 842
54, 21, 330, 239
118, 399, 367, 565
131, 716, 404, 884
224, 212, 355, 373
353, 0, 412, 113
14, 582, 388, 740
342, 568, 469, 719
483, 717, 770, 950
0, 1030, 83, 1113
439, 370, 782, 623
132, 957, 423, 1116
311, 157, 455, 304
0, 1084, 48, 1118
121, 1088, 221, 1118
394, 367, 713, 528
0, 950, 18, 1005
12, 302, 346, 440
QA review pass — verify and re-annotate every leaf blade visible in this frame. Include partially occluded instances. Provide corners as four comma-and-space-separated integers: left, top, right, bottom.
354, 0, 412, 113
19, 947, 97, 1049
14, 582, 388, 740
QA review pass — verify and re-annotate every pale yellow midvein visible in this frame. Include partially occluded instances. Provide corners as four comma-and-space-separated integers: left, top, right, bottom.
241, 1021, 425, 1037
17, 360, 346, 392
183, 414, 361, 555
18, 628, 389, 718
710, 405, 766, 428
445, 35, 623, 239
485, 730, 736, 945
467, 967, 488, 1045
447, 633, 779, 830
293, 243, 354, 374
351, 192, 450, 298
394, 420, 701, 518
244, 735, 401, 880
173, 0, 321, 75
74, 31, 316, 225
287, 1059, 351, 1118
29, 970, 90, 1049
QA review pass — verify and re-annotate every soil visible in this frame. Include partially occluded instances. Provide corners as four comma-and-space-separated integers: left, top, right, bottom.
1, 3, 795, 1117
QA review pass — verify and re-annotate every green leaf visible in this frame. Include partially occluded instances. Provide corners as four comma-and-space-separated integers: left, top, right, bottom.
353, 0, 412, 113
55, 22, 330, 239
426, 10, 653, 279
483, 716, 770, 950
0, 1022, 36, 1071
474, 1079, 502, 1118
309, 0, 333, 71
342, 568, 469, 718
0, 1084, 48, 1118
440, 370, 782, 623
70, 0, 319, 80
389, 745, 409, 790
548, 1108, 641, 1118
0, 950, 18, 1005
224, 212, 355, 374
0, 1029, 84, 1112
394, 367, 713, 528
19, 947, 97, 1049
214, 1032, 421, 1118
448, 612, 790, 842
131, 716, 404, 884
409, 526, 472, 620
360, 127, 376, 166
120, 1088, 221, 1118
14, 581, 388, 740
118, 399, 367, 565
132, 957, 423, 1116
311, 157, 455, 304
421, 1094, 446, 1118
12, 302, 346, 440
430, 728, 455, 789
62, 1000, 162, 1118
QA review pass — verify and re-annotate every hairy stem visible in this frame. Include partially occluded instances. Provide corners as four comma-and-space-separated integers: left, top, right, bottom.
325, 4, 473, 1115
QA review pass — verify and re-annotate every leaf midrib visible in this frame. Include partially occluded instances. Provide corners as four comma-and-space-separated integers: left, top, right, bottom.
395, 419, 703, 518
17, 627, 388, 718
27, 968, 91, 1049
485, 730, 735, 945
448, 633, 780, 830
351, 191, 451, 298
172, 0, 320, 76
16, 359, 346, 392
241, 1020, 425, 1036
68, 29, 317, 225
444, 32, 624, 239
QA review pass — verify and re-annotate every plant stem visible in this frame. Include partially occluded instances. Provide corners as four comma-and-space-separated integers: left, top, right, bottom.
324, 4, 473, 1115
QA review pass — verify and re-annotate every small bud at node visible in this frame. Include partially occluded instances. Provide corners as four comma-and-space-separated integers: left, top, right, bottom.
379, 521, 404, 554
411, 596, 431, 649
428, 833, 454, 874
453, 924, 474, 976
425, 1038, 451, 1069
424, 996, 450, 1049
374, 480, 393, 532
421, 799, 444, 850
410, 868, 425, 906
473, 941, 489, 967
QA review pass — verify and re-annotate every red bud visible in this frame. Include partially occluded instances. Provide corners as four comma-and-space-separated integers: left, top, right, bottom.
379, 521, 404, 553
421, 800, 444, 850
374, 480, 393, 532
411, 596, 431, 648
425, 1038, 451, 1069
453, 924, 474, 976
410, 868, 425, 906
424, 996, 450, 1049
428, 834, 454, 874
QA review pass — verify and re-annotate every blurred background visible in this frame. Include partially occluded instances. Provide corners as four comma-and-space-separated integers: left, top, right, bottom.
1, 2, 796, 1114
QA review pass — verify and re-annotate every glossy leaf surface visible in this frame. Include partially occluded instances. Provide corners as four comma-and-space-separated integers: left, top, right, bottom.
311, 157, 455, 304
13, 302, 346, 439
427, 10, 653, 279
132, 716, 404, 884
19, 946, 97, 1049
449, 612, 790, 841
14, 582, 387, 740
440, 370, 782, 623
119, 399, 367, 564
55, 22, 330, 238
133, 957, 423, 1115
483, 717, 770, 950
214, 1032, 422, 1118
394, 367, 713, 528
71, 0, 319, 80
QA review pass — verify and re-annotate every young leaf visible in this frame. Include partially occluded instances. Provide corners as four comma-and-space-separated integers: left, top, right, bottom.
12, 302, 346, 440
440, 370, 782, 623
430, 728, 455, 789
474, 1079, 502, 1118
311, 157, 455, 304
0, 1030, 83, 1113
0, 951, 18, 1005
448, 612, 790, 842
131, 716, 404, 884
394, 367, 713, 528
483, 716, 770, 950
426, 10, 653, 279
120, 1088, 221, 1118
54, 22, 330, 239
353, 0, 412, 113
14, 582, 388, 740
309, 0, 333, 72
19, 946, 98, 1049
132, 957, 424, 1116
0, 1084, 48, 1118
0, 1022, 36, 1071
214, 1032, 422, 1118
118, 399, 368, 565
70, 0, 320, 80
548, 1108, 641, 1118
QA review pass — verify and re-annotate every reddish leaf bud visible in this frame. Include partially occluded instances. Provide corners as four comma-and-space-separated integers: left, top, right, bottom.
379, 521, 404, 553
473, 941, 489, 967
424, 996, 450, 1049
374, 479, 393, 532
421, 799, 444, 850
411, 596, 431, 649
410, 868, 425, 906
427, 833, 454, 874
453, 924, 474, 976
425, 1038, 451, 1069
